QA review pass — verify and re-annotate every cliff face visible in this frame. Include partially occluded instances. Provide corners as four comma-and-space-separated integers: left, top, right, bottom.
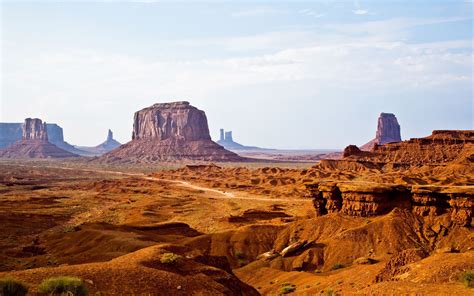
99, 101, 242, 163
22, 118, 48, 141
306, 182, 472, 226
361, 113, 402, 151
132, 101, 211, 141
0, 122, 88, 155
0, 123, 23, 148
344, 130, 473, 166
0, 118, 78, 158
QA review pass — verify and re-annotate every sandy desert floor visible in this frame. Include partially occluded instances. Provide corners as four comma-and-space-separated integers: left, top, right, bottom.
0, 159, 472, 295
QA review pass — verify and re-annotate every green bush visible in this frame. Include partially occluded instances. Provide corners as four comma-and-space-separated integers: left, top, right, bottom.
38, 276, 88, 296
331, 263, 344, 270
279, 282, 296, 294
0, 278, 28, 296
235, 251, 245, 260
459, 270, 474, 288
160, 252, 180, 264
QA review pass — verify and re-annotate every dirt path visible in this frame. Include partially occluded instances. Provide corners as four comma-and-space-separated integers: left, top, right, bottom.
11, 163, 308, 203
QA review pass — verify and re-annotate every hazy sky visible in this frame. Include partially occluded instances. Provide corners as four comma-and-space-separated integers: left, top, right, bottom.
1, 0, 473, 149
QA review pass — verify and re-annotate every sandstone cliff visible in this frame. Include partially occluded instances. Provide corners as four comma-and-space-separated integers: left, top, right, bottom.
346, 130, 473, 166
361, 113, 402, 151
98, 102, 242, 162
22, 118, 48, 141
0, 118, 78, 158
306, 182, 473, 227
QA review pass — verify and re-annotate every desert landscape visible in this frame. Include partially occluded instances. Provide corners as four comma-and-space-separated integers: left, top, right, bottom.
0, 100, 472, 296
1, 1, 473, 295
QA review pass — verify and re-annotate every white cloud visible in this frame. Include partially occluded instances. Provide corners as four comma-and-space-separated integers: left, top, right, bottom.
231, 7, 285, 17
353, 9, 368, 15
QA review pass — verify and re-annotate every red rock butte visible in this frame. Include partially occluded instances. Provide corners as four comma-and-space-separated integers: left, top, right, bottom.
98, 101, 242, 163
0, 118, 78, 158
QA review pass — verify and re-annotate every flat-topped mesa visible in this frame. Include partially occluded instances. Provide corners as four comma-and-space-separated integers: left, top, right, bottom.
132, 101, 211, 141
98, 101, 242, 163
22, 118, 48, 141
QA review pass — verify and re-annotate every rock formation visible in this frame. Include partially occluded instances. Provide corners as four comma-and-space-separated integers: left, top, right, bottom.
98, 101, 242, 162
361, 113, 402, 151
0, 123, 23, 148
0, 122, 89, 155
22, 118, 48, 140
0, 118, 78, 158
306, 181, 472, 226
217, 129, 265, 151
77, 129, 121, 155
346, 130, 473, 166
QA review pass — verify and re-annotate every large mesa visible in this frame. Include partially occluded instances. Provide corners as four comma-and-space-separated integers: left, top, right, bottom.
98, 101, 242, 162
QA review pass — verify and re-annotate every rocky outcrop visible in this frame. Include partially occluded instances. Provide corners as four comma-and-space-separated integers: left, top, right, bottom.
361, 113, 401, 151
0, 118, 78, 158
132, 101, 211, 141
77, 129, 121, 155
22, 118, 48, 140
306, 181, 473, 226
217, 129, 265, 151
0, 122, 89, 155
98, 102, 242, 163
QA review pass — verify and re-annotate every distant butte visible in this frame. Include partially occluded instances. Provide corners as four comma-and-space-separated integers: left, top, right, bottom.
97, 101, 242, 163
361, 112, 402, 151
0, 118, 78, 158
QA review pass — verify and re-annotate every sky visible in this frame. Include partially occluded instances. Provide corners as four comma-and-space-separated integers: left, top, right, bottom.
1, 0, 473, 149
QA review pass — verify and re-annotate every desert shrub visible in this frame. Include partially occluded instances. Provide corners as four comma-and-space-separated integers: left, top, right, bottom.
235, 251, 245, 259
38, 276, 88, 296
331, 263, 344, 270
0, 278, 28, 296
160, 252, 180, 264
459, 270, 474, 288
326, 289, 337, 296
279, 282, 296, 294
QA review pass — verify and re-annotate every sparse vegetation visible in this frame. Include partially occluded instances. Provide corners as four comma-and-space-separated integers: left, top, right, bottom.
235, 251, 245, 260
459, 270, 474, 288
336, 280, 343, 285
160, 252, 181, 264
38, 276, 88, 296
331, 263, 344, 270
279, 282, 296, 294
326, 289, 337, 296
0, 278, 28, 296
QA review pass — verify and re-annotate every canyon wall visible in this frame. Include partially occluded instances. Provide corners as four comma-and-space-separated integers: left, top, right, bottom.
306, 182, 472, 226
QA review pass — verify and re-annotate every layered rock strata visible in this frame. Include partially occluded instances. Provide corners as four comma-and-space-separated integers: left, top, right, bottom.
306, 182, 473, 226
345, 130, 473, 166
99, 101, 242, 162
